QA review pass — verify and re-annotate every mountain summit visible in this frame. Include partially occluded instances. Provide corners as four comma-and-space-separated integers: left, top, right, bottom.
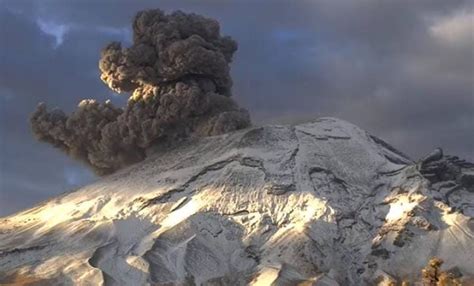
1, 118, 473, 285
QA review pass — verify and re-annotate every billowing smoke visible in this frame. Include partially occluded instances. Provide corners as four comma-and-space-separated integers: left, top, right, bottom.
30, 9, 251, 175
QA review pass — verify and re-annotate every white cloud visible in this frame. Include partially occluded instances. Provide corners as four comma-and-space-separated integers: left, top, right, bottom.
36, 18, 70, 48
430, 10, 473, 45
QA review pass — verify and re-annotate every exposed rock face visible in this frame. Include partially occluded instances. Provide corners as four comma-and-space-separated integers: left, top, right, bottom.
1, 118, 473, 285
419, 150, 474, 217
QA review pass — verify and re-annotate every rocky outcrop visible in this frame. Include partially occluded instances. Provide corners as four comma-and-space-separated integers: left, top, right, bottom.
1, 118, 473, 285
419, 148, 474, 217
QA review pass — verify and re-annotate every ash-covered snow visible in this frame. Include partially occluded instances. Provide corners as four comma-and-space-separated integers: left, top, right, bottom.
1, 118, 473, 285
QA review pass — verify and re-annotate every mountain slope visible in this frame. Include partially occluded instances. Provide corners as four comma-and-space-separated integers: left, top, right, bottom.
1, 118, 473, 285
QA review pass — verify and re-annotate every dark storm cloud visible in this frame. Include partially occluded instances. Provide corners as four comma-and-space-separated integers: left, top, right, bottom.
1, 0, 473, 216
302, 1, 473, 159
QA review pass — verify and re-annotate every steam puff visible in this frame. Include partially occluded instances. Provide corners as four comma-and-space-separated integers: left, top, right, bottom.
31, 9, 250, 175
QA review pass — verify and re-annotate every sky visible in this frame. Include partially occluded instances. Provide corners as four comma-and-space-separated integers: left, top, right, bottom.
0, 0, 473, 216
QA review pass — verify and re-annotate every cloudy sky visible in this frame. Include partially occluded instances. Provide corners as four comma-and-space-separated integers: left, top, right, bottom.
0, 0, 472, 216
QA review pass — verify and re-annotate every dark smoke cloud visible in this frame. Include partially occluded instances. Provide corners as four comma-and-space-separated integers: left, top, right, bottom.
30, 9, 250, 175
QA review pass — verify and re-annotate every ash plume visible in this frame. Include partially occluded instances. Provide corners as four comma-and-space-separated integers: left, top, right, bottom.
31, 9, 251, 175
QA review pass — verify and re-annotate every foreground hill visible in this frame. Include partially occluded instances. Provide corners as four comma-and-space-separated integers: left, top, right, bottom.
1, 118, 473, 285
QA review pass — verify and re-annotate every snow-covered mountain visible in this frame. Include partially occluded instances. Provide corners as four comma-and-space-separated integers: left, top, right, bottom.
1, 118, 473, 285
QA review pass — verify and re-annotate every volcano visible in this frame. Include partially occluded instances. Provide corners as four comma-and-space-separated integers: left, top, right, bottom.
1, 118, 473, 285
